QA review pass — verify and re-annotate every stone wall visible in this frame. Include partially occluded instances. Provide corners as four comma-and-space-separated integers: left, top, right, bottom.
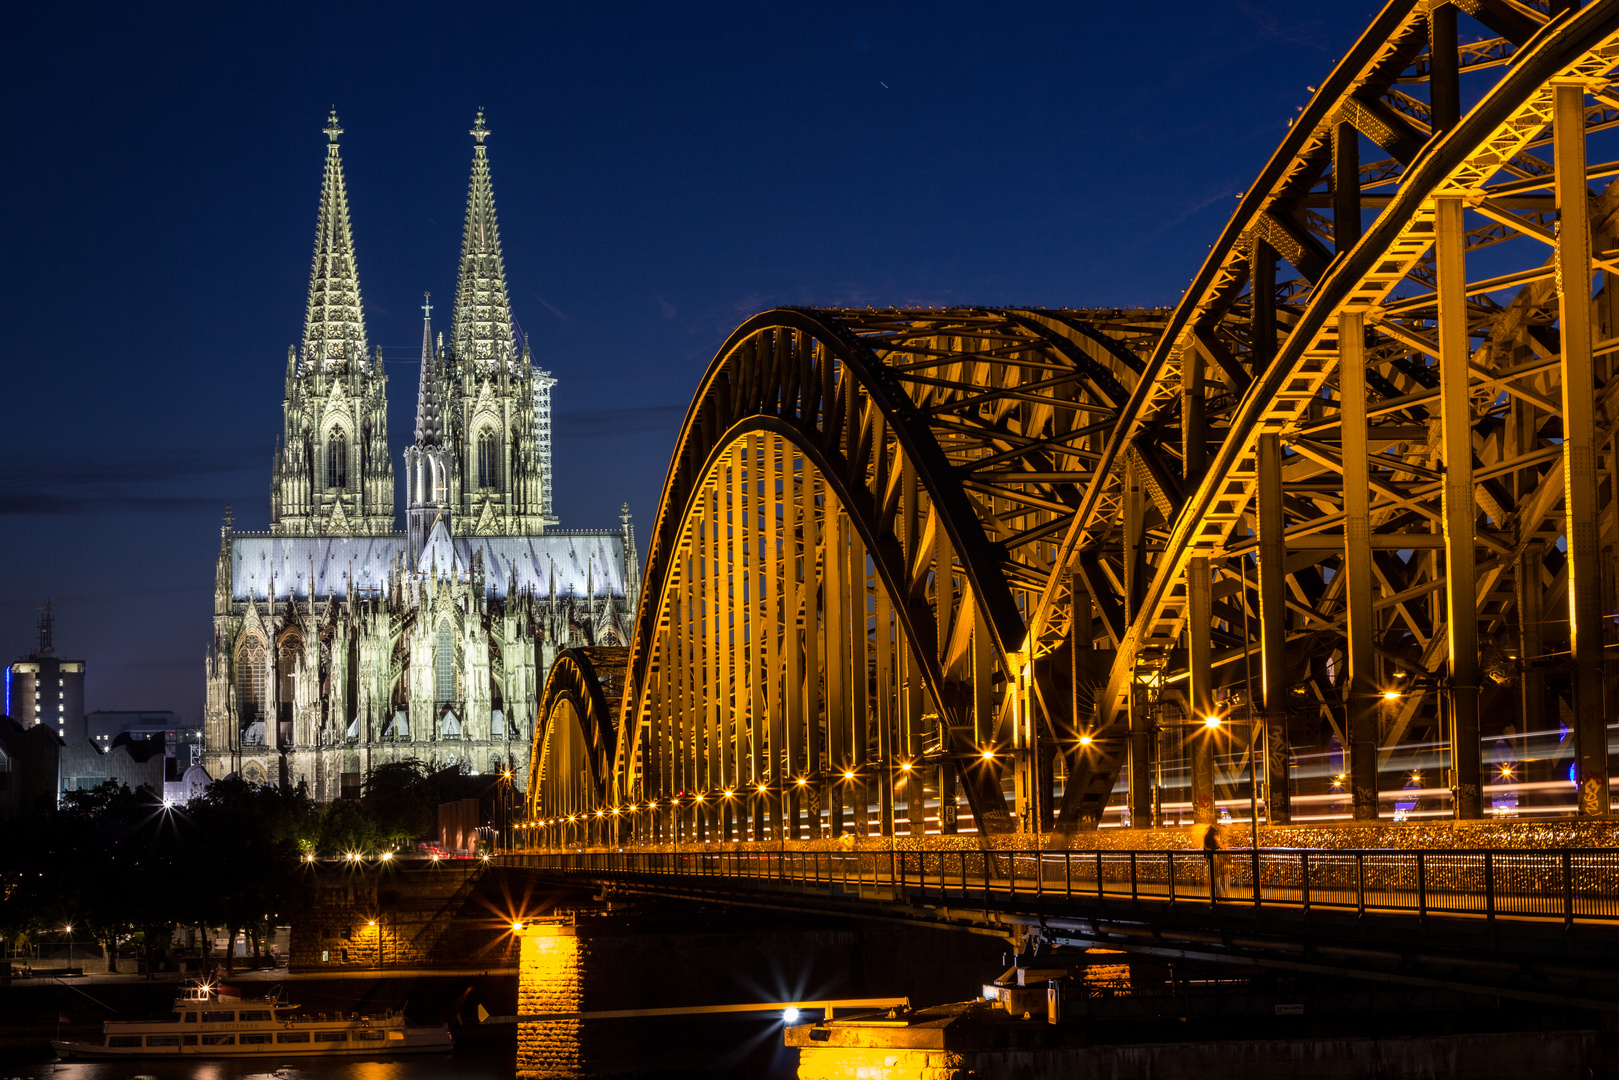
288, 862, 490, 970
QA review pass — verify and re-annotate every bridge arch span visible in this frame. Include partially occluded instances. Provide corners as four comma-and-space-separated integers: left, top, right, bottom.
526, 647, 625, 837
527, 3, 1619, 844
535, 307, 1162, 842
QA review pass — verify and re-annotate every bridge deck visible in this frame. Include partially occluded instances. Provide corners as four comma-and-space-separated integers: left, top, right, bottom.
507, 843, 1619, 1010
511, 844, 1619, 927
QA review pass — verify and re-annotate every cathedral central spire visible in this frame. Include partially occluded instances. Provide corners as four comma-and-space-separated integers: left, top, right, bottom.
303, 110, 368, 368
450, 109, 515, 366
414, 292, 444, 447
406, 290, 454, 559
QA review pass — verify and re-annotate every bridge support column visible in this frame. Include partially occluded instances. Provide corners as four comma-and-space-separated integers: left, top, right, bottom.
1128, 681, 1154, 830
1555, 79, 1610, 817
1428, 3, 1460, 135
1257, 434, 1294, 821
1188, 557, 1217, 826
1333, 120, 1361, 255
1437, 193, 1482, 820
939, 761, 959, 834
1340, 311, 1379, 824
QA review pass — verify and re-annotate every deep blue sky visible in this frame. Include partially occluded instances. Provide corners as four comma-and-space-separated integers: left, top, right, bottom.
0, 1, 1372, 720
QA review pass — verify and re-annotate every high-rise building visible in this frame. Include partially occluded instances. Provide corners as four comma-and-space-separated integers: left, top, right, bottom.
203, 112, 638, 800
6, 603, 86, 742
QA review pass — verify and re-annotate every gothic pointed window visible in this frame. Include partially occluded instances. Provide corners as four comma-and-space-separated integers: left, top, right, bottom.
435, 620, 456, 704
327, 432, 348, 489
477, 430, 496, 490
237, 637, 266, 724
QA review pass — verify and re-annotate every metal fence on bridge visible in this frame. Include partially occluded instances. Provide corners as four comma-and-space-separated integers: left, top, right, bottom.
510, 847, 1619, 928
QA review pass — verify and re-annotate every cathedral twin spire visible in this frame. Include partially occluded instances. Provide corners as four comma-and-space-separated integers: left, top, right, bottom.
451, 111, 517, 367
274, 108, 553, 542
303, 110, 369, 369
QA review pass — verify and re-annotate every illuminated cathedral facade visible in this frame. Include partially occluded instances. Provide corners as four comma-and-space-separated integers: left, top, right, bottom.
202, 112, 637, 799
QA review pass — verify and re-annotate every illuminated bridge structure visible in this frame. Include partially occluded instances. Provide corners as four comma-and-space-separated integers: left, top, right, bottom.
527, 0, 1619, 854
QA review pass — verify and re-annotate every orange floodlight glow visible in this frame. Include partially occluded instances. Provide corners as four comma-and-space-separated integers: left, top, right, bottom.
1203, 716, 1222, 729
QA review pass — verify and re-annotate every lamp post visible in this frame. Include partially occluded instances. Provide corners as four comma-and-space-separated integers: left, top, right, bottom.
1194, 714, 1261, 853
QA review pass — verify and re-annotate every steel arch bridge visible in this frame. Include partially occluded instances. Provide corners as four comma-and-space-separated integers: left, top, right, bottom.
530, 0, 1619, 845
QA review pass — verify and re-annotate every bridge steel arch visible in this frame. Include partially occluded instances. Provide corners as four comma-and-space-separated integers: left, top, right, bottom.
527, 0, 1619, 844
1025, 0, 1619, 832
527, 647, 626, 845
595, 307, 1165, 843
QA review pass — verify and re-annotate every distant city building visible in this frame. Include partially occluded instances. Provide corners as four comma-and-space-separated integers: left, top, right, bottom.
6, 603, 86, 742
86, 709, 199, 761
60, 733, 166, 794
202, 111, 638, 800
0, 716, 61, 818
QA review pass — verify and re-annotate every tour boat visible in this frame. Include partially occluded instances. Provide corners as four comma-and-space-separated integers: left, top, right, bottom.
51, 980, 452, 1058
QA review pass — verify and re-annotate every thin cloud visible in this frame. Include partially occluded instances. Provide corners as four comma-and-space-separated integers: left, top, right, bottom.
0, 449, 261, 515
533, 294, 570, 322
554, 404, 684, 440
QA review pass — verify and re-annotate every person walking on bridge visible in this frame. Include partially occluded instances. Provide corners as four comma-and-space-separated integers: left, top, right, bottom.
1203, 824, 1230, 900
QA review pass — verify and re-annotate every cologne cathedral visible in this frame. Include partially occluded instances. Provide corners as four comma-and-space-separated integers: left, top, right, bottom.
202, 112, 638, 800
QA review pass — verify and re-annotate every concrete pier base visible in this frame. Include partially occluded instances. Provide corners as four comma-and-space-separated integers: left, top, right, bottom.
794, 1023, 1607, 1080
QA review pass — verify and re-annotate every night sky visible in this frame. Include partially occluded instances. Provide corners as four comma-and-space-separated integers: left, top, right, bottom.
0, 2, 1372, 721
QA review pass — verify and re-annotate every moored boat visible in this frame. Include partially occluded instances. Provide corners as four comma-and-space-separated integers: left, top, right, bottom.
51, 980, 452, 1058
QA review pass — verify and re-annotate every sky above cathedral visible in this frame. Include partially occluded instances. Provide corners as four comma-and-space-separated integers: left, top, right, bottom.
0, 1, 1372, 719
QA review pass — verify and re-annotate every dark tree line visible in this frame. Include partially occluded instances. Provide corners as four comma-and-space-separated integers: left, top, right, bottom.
0, 761, 494, 973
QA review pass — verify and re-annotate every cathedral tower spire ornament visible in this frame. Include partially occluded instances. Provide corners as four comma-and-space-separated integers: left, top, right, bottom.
271, 111, 394, 536
451, 109, 515, 367
444, 110, 554, 535
304, 109, 368, 368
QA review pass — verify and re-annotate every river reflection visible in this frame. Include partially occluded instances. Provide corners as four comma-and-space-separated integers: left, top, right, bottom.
8, 1053, 515, 1080
513, 920, 793, 1077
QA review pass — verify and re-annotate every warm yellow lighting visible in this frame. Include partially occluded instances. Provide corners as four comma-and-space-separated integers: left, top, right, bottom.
611, 807, 621, 815
596, 810, 605, 818
431, 854, 440, 862
512, 921, 524, 932
756, 783, 768, 792
795, 777, 807, 786
1382, 690, 1401, 700
367, 920, 377, 928
1410, 771, 1422, 783
1078, 735, 1094, 746
900, 761, 913, 772
981, 749, 995, 761
1203, 716, 1221, 729
304, 853, 316, 863
1500, 765, 1515, 779
380, 851, 393, 861
843, 770, 855, 780
503, 771, 513, 780
724, 789, 735, 798
694, 794, 705, 803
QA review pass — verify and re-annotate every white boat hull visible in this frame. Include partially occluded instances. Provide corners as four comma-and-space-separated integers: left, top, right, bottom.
52, 1027, 452, 1058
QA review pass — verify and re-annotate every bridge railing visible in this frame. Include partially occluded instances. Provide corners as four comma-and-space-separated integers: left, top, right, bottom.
508, 847, 1619, 927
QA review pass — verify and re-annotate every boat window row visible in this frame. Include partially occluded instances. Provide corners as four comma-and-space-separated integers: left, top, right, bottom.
164, 1010, 277, 1023
108, 1030, 385, 1048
